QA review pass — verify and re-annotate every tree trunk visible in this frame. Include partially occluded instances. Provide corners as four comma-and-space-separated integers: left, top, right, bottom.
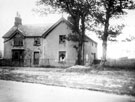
76, 44, 83, 65
69, 15, 85, 65
102, 40, 107, 62
72, 16, 82, 65
81, 16, 85, 65
100, 12, 110, 66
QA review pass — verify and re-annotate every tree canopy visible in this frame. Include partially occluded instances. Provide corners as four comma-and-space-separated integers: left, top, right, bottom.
37, 0, 97, 65
36, 0, 135, 65
86, 0, 135, 64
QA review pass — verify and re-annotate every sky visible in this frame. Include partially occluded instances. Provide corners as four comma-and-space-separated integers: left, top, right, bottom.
0, 0, 62, 52
0, 0, 135, 59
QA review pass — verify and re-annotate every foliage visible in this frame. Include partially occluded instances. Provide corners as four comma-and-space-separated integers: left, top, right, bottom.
88, 0, 135, 40
35, 0, 135, 65
36, 0, 97, 65
86, 0, 135, 63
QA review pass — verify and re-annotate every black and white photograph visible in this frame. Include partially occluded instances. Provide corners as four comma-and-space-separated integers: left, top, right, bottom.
0, 0, 135, 102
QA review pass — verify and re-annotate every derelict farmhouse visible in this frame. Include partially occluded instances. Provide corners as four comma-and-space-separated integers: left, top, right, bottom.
2, 14, 97, 67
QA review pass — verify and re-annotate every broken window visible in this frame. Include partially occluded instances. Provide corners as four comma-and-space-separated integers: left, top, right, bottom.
59, 51, 66, 62
59, 35, 66, 44
34, 37, 40, 46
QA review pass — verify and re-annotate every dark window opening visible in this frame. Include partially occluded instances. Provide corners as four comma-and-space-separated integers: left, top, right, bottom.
59, 51, 66, 62
34, 38, 40, 46
59, 35, 66, 44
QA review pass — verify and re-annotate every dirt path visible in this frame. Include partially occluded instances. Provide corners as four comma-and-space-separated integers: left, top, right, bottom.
0, 80, 135, 102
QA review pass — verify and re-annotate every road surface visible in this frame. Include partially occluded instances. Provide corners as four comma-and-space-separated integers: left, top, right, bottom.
0, 80, 134, 102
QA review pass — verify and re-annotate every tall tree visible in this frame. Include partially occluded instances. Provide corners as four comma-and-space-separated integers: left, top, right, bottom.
36, 0, 96, 65
87, 0, 135, 65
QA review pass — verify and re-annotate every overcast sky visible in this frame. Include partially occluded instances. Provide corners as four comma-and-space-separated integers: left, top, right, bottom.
0, 0, 135, 58
0, 0, 62, 51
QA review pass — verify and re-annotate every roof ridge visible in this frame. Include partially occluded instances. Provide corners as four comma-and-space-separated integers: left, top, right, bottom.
3, 17, 73, 38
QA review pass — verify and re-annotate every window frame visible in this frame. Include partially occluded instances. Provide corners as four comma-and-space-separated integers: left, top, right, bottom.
34, 37, 41, 46
59, 35, 66, 44
58, 51, 66, 63
13, 33, 23, 47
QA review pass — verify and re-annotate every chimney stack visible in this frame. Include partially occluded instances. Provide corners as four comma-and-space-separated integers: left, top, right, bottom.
14, 12, 22, 26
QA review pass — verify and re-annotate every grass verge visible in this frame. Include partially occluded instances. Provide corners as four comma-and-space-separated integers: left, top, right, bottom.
0, 66, 135, 96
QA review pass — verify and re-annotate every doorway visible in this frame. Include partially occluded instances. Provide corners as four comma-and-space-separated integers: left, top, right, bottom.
33, 52, 39, 65
12, 49, 24, 66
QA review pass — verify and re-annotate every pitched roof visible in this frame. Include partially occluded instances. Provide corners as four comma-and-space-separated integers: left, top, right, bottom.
3, 17, 70, 38
2, 17, 97, 44
42, 17, 72, 38
3, 23, 53, 38
3, 26, 17, 38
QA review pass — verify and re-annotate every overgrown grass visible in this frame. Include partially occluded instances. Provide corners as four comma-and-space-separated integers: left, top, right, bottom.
0, 66, 135, 96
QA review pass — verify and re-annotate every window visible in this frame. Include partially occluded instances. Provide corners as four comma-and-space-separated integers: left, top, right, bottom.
34, 38, 40, 46
59, 35, 66, 44
59, 51, 66, 62
13, 33, 23, 46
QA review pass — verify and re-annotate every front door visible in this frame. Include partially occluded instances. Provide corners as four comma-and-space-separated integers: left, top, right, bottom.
34, 52, 39, 65
12, 50, 24, 66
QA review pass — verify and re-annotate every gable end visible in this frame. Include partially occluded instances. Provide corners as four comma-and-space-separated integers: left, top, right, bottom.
42, 18, 73, 38
3, 29, 24, 43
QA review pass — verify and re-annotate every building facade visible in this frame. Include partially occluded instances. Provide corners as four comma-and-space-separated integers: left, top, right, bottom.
3, 14, 97, 67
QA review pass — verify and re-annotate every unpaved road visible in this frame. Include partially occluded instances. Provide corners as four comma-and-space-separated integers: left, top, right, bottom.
0, 80, 134, 102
